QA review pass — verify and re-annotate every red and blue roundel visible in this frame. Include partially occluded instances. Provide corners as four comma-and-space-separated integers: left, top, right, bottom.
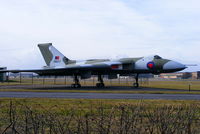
147, 62, 155, 69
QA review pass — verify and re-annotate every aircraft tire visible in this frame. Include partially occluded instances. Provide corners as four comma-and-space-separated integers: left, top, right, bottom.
96, 83, 105, 88
100, 83, 105, 87
71, 84, 81, 88
96, 83, 99, 87
77, 84, 81, 88
71, 84, 75, 88
133, 83, 139, 88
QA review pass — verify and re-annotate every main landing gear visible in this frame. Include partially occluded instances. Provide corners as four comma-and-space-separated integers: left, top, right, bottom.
71, 75, 81, 88
96, 75, 105, 88
133, 74, 139, 88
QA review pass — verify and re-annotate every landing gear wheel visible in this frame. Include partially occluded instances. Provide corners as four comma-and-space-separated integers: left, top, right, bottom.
71, 75, 81, 88
76, 84, 81, 88
96, 83, 105, 88
133, 73, 139, 88
71, 84, 81, 88
96, 75, 105, 88
133, 83, 139, 88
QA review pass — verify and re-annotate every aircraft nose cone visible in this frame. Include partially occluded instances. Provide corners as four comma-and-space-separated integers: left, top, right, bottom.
163, 61, 186, 71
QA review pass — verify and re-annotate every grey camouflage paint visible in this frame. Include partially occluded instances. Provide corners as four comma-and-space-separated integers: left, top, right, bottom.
0, 43, 186, 79
36, 43, 186, 77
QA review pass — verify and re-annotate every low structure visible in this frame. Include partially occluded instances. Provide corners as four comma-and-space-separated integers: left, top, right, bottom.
0, 67, 7, 82
159, 71, 200, 79
197, 71, 200, 79
159, 72, 183, 79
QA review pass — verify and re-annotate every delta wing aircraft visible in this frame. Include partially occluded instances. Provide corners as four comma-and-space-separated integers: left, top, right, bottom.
1, 43, 186, 88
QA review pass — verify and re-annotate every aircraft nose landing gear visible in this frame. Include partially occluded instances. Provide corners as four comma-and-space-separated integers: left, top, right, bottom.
96, 75, 105, 88
71, 75, 81, 88
133, 74, 139, 88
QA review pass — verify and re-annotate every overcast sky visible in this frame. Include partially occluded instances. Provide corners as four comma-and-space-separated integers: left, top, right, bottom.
0, 0, 199, 72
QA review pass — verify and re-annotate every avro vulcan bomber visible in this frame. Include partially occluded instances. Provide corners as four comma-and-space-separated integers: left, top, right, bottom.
1, 43, 186, 88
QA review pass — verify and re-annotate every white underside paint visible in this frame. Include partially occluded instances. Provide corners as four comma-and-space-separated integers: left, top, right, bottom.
163, 61, 186, 70
134, 56, 154, 70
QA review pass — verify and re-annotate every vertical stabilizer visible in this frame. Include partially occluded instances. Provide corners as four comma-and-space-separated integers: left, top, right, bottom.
38, 43, 70, 67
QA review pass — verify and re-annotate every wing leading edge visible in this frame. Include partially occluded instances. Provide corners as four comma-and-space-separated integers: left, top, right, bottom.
0, 43, 187, 88
0, 62, 123, 76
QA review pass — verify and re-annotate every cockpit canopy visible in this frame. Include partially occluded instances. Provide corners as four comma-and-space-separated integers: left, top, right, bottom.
144, 55, 163, 60
154, 55, 162, 59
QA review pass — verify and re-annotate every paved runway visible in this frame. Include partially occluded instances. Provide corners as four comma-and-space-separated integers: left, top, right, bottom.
0, 91, 200, 100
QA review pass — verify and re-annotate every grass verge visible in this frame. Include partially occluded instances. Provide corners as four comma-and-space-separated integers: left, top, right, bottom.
0, 98, 200, 133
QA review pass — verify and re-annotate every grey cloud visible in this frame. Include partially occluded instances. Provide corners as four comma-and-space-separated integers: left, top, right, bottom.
0, 0, 199, 71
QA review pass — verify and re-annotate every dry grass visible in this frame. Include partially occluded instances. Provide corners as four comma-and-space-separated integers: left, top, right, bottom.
0, 98, 200, 133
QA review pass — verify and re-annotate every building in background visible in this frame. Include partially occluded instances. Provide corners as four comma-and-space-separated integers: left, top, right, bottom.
158, 72, 183, 79
158, 71, 200, 79
0, 67, 7, 82
197, 71, 200, 79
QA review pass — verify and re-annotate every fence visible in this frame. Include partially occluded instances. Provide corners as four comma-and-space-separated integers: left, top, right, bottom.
3, 73, 150, 87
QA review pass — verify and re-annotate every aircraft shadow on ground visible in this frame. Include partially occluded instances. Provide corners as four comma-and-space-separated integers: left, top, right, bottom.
31, 85, 193, 92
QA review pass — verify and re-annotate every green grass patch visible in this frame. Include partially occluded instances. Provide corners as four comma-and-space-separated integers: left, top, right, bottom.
0, 79, 200, 94
144, 80, 200, 90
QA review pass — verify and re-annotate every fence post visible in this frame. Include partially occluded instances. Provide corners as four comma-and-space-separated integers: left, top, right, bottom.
19, 72, 22, 84
54, 76, 56, 85
189, 83, 191, 92
118, 77, 120, 86
43, 76, 45, 85
93, 76, 95, 86
7, 72, 9, 84
65, 76, 67, 85
32, 73, 34, 85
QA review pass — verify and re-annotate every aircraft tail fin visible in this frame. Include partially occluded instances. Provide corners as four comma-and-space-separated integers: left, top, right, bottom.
38, 43, 71, 67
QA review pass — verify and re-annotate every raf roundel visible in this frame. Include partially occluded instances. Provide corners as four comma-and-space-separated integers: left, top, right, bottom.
54, 56, 61, 62
55, 56, 60, 60
147, 62, 155, 69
